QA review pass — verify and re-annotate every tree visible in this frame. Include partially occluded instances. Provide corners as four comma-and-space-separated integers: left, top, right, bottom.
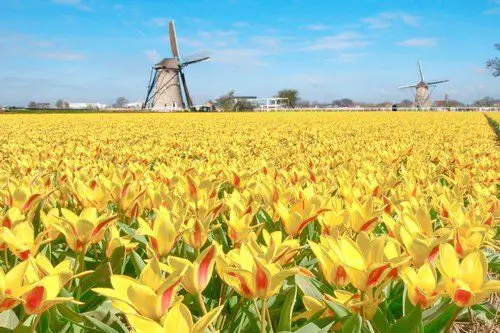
444, 100, 464, 107
234, 99, 254, 111
332, 98, 354, 107
275, 89, 299, 108
473, 96, 499, 106
55, 99, 69, 109
28, 101, 37, 108
114, 97, 129, 108
486, 43, 500, 77
215, 90, 236, 111
399, 99, 413, 107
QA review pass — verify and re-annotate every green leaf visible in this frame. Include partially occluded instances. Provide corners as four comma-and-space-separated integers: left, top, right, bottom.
117, 222, 148, 246
294, 318, 334, 333
57, 304, 85, 324
324, 300, 350, 321
402, 284, 415, 316
370, 308, 390, 333
130, 249, 146, 276
277, 286, 297, 332
80, 246, 125, 294
487, 253, 500, 274
83, 315, 120, 333
0, 310, 18, 330
295, 275, 323, 301
341, 314, 362, 333
423, 301, 460, 333
390, 305, 422, 333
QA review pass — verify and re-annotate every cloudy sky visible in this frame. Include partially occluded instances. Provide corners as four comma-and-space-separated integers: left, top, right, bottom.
1, 0, 499, 106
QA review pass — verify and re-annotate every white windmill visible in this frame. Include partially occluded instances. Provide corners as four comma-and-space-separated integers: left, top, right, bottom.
143, 21, 210, 111
399, 60, 449, 108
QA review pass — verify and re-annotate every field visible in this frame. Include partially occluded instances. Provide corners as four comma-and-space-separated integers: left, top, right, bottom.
0, 112, 499, 332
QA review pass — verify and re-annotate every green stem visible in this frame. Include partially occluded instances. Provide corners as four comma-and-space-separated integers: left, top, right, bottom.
4, 248, 9, 270
444, 306, 461, 333
360, 291, 365, 324
197, 293, 215, 332
76, 249, 86, 301
260, 298, 267, 333
227, 297, 244, 330
31, 315, 40, 333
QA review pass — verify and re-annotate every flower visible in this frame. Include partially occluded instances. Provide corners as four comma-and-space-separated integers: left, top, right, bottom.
399, 262, 441, 308
437, 243, 500, 307
167, 244, 218, 295
55, 208, 117, 252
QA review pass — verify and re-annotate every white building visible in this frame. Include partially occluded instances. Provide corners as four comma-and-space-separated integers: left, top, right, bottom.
68, 103, 108, 109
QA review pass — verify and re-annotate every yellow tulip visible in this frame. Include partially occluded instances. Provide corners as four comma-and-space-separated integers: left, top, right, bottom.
0, 222, 45, 260
0, 261, 30, 311
275, 200, 321, 237
55, 208, 117, 252
4, 185, 43, 214
250, 230, 300, 266
325, 287, 385, 320
106, 226, 138, 258
399, 263, 441, 308
292, 296, 335, 321
216, 243, 298, 299
225, 207, 254, 245
335, 233, 390, 291
437, 243, 500, 307
137, 207, 184, 258
167, 244, 217, 295
126, 303, 222, 333
309, 235, 349, 287
0, 207, 24, 229
347, 196, 380, 232
93, 257, 186, 321
23, 275, 78, 315
181, 216, 211, 250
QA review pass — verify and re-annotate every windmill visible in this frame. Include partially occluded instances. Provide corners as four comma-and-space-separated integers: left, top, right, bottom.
143, 21, 210, 111
399, 60, 449, 107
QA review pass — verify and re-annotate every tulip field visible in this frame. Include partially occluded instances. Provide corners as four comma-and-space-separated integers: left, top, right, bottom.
0, 111, 499, 333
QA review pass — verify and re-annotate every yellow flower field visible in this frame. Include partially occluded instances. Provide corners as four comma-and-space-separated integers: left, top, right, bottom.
0, 112, 498, 332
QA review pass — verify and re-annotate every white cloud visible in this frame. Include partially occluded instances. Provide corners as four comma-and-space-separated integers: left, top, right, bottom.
303, 24, 331, 31
334, 53, 368, 62
150, 18, 169, 27
303, 32, 370, 51
37, 52, 86, 61
233, 21, 250, 28
52, 0, 91, 11
483, 7, 500, 15
32, 41, 53, 47
144, 50, 158, 63
361, 12, 420, 29
397, 38, 437, 47
472, 66, 486, 74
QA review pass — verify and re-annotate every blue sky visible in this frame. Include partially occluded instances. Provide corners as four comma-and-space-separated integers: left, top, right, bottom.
1, 0, 499, 106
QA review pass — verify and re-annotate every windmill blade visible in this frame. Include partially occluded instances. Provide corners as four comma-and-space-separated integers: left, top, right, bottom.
418, 60, 424, 82
169, 21, 180, 60
182, 56, 210, 68
427, 79, 449, 85
398, 84, 418, 89
180, 70, 193, 108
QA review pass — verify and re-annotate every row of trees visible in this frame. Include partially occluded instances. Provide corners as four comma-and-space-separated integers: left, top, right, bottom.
215, 89, 300, 111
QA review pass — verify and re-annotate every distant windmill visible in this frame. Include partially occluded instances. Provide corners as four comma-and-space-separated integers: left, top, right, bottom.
143, 21, 210, 111
399, 61, 449, 107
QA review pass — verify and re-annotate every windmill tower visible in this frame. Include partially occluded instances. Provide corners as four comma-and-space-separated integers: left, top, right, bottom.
399, 61, 449, 108
143, 21, 210, 111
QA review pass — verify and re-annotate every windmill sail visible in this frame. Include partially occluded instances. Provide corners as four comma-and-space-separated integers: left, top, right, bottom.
169, 21, 180, 60
427, 79, 449, 85
418, 60, 424, 82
